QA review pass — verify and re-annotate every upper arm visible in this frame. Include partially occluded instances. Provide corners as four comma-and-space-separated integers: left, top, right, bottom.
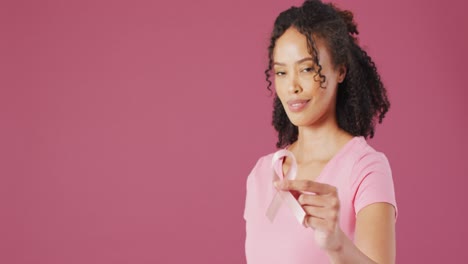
351, 151, 397, 263
354, 202, 396, 264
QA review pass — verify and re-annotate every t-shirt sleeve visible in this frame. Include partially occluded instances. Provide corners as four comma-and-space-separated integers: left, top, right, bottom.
351, 152, 398, 218
243, 157, 263, 221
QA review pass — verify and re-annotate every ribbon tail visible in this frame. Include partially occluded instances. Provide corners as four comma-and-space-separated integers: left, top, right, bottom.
265, 192, 282, 223
281, 191, 306, 224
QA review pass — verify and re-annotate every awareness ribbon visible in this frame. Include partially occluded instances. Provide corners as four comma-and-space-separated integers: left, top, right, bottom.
265, 149, 306, 224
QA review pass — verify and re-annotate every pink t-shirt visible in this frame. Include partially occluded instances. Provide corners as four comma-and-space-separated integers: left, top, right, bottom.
243, 136, 397, 263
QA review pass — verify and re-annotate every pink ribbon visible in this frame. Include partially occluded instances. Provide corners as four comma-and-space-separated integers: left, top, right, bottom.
265, 149, 306, 224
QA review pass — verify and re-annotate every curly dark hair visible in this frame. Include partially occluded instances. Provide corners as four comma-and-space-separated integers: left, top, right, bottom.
265, 0, 390, 148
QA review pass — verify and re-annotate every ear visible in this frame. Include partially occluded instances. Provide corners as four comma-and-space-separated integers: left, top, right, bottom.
337, 64, 347, 83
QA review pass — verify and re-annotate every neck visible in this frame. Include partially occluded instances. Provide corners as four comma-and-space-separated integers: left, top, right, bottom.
292, 115, 352, 162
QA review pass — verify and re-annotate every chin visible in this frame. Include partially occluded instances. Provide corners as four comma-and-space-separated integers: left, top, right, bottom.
287, 116, 314, 127
286, 108, 328, 128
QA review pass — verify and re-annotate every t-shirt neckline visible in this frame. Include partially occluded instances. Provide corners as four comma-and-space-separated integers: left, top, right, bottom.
279, 136, 362, 182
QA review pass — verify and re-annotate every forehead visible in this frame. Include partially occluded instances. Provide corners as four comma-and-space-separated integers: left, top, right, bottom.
273, 27, 330, 64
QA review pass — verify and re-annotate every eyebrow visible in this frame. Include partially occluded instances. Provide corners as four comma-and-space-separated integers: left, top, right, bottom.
273, 57, 314, 66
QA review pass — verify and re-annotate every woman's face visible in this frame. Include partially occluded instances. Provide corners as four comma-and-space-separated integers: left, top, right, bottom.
273, 27, 345, 127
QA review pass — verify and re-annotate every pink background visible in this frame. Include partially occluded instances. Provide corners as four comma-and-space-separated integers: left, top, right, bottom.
1, 0, 467, 263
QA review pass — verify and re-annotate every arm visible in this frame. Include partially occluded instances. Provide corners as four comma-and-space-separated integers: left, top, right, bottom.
326, 202, 396, 264
276, 180, 396, 264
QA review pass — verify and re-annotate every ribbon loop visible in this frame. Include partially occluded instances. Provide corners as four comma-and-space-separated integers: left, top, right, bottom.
265, 149, 306, 224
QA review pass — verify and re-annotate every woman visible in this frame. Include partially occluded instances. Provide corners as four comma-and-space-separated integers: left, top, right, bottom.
243, 0, 397, 263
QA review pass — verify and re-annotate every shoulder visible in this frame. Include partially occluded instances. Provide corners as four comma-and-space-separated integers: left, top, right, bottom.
248, 151, 276, 175
341, 137, 393, 191
246, 150, 284, 186
348, 137, 391, 173
348, 138, 397, 217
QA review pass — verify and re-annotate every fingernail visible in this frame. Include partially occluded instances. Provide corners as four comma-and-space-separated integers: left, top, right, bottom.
274, 181, 280, 189
274, 180, 285, 190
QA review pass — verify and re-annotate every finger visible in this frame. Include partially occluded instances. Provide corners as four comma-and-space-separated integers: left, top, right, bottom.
300, 194, 341, 212
303, 206, 327, 219
277, 179, 336, 194
298, 193, 328, 206
303, 206, 339, 222
298, 192, 341, 210
304, 216, 334, 233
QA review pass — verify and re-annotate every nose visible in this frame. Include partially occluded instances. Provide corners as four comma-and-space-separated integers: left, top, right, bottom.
287, 72, 302, 94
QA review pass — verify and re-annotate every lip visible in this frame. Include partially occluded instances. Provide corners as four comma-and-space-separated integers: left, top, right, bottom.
287, 99, 311, 112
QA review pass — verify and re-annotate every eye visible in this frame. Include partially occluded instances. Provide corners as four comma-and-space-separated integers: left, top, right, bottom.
301, 67, 314, 73
275, 71, 286, 76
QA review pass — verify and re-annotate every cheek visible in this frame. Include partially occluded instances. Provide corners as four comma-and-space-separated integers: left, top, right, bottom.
316, 87, 337, 107
274, 79, 288, 97
307, 82, 334, 104
276, 91, 288, 108
274, 88, 290, 110
321, 70, 340, 89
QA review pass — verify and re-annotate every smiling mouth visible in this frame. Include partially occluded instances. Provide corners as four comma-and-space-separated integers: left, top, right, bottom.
291, 102, 306, 107
287, 99, 310, 112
